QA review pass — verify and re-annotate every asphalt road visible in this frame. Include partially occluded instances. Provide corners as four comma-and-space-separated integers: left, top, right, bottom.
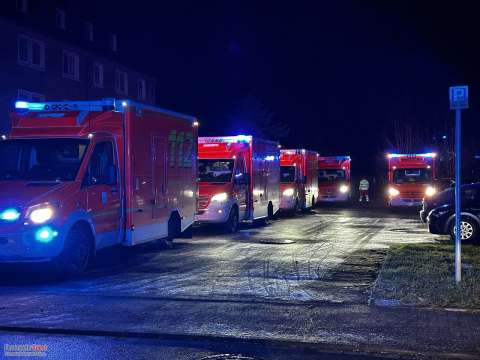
0, 206, 478, 359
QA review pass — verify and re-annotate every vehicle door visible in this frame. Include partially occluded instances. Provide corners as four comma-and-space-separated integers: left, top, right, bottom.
152, 136, 168, 221
83, 139, 121, 248
233, 155, 248, 219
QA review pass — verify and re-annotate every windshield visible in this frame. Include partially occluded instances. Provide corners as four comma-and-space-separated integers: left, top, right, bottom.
280, 166, 296, 183
198, 159, 234, 183
318, 169, 346, 183
393, 168, 431, 184
0, 138, 89, 182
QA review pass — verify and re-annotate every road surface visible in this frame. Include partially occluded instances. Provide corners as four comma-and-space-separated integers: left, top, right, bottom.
0, 207, 478, 359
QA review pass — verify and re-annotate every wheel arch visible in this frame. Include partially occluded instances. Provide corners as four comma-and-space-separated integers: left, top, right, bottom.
445, 212, 480, 234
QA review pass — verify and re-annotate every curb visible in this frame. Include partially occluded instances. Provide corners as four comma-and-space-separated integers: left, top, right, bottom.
0, 325, 478, 360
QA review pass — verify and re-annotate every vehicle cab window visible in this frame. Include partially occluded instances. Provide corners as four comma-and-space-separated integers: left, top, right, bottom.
234, 157, 247, 184
84, 141, 116, 186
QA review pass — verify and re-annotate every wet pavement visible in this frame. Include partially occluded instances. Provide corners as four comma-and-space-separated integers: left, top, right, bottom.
0, 206, 479, 359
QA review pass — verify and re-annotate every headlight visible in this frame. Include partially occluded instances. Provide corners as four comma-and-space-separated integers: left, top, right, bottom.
425, 186, 437, 197
211, 192, 228, 202
388, 187, 400, 197
0, 208, 21, 222
339, 185, 349, 194
28, 204, 54, 224
283, 188, 294, 196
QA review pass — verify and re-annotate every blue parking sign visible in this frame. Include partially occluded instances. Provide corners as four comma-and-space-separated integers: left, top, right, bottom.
449, 86, 469, 110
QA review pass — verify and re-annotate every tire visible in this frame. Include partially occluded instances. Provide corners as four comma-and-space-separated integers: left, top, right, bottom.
291, 199, 299, 216
160, 214, 181, 248
224, 207, 239, 233
54, 225, 93, 276
450, 217, 479, 244
311, 196, 315, 208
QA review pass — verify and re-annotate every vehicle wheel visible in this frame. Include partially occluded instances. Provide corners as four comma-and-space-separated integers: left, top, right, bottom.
160, 214, 181, 248
450, 217, 479, 244
267, 202, 275, 220
311, 196, 315, 208
54, 225, 92, 276
291, 199, 299, 216
180, 224, 193, 239
224, 207, 239, 233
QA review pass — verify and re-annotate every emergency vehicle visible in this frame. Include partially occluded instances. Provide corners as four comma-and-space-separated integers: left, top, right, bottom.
279, 149, 318, 212
317, 156, 351, 202
196, 135, 280, 232
0, 99, 198, 274
387, 153, 437, 206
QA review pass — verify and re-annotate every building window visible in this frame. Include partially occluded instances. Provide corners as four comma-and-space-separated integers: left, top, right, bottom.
17, 0, 27, 13
56, 8, 66, 30
93, 62, 103, 88
62, 50, 80, 81
85, 22, 94, 42
110, 33, 117, 52
18, 89, 45, 102
17, 35, 45, 70
115, 70, 128, 95
137, 79, 146, 101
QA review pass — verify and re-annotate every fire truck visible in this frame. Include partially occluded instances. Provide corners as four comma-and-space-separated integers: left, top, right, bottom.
0, 99, 198, 274
196, 135, 280, 232
387, 153, 437, 206
279, 149, 318, 212
317, 156, 351, 202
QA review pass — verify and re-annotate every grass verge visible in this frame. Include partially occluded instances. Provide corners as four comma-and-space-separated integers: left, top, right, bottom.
372, 243, 480, 308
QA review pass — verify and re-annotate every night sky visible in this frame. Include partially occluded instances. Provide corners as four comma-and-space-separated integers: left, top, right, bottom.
89, 0, 479, 177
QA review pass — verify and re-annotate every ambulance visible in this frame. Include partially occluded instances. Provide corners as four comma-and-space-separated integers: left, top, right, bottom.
387, 153, 437, 206
279, 149, 318, 212
317, 156, 351, 202
0, 99, 198, 274
196, 135, 280, 232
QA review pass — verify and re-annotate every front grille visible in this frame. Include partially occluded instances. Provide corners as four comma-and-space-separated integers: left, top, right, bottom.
197, 195, 211, 210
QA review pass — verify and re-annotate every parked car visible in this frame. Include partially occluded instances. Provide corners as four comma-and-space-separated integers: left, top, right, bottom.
425, 183, 480, 243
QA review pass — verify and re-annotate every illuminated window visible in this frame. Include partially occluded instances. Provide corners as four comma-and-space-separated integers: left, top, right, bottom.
17, 35, 45, 70
62, 50, 80, 81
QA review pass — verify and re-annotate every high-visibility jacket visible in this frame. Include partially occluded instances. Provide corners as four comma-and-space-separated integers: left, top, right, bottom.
359, 179, 370, 191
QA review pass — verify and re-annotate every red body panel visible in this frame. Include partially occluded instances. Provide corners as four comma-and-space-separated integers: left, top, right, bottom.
196, 136, 280, 223
387, 154, 436, 206
279, 149, 318, 210
317, 156, 351, 202
0, 100, 197, 262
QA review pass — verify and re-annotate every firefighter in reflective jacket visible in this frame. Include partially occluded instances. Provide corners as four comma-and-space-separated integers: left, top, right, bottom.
359, 177, 370, 202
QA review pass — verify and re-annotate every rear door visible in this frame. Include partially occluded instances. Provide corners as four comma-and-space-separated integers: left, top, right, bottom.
152, 136, 168, 220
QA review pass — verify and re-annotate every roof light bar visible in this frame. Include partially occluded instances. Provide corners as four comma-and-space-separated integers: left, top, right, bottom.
387, 153, 437, 159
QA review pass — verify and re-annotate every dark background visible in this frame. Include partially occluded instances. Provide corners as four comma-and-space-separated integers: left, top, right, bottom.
27, 1, 480, 179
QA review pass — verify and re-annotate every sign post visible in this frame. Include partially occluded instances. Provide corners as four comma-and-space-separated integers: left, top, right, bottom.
449, 85, 468, 284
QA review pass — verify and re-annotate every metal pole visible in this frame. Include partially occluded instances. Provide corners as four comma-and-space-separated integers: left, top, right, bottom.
454, 108, 462, 283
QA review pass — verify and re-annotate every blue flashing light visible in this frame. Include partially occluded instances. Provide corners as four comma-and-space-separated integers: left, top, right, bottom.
387, 152, 437, 159
265, 155, 275, 161
0, 208, 21, 222
15, 101, 46, 111
35, 226, 58, 243
235, 135, 251, 143
15, 101, 29, 109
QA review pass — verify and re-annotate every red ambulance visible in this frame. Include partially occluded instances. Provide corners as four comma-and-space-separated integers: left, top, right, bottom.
387, 153, 437, 206
0, 99, 198, 274
317, 156, 351, 202
279, 149, 318, 212
196, 135, 280, 232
